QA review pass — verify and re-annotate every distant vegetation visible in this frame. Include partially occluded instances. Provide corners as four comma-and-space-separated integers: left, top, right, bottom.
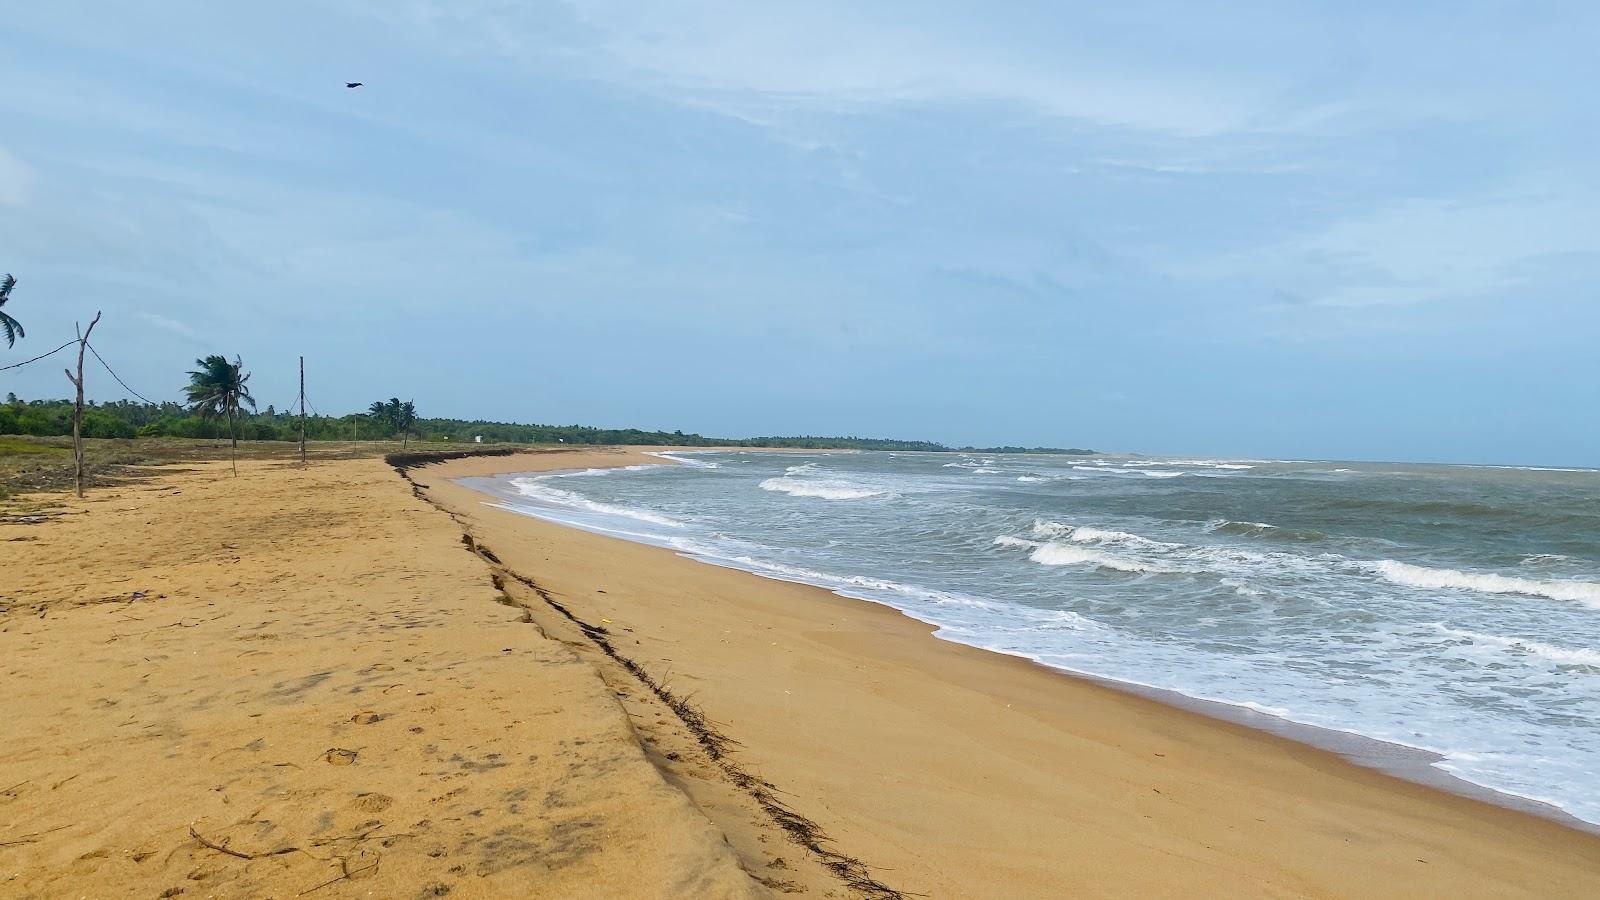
368, 398, 419, 447
961, 445, 1097, 455
0, 393, 1093, 454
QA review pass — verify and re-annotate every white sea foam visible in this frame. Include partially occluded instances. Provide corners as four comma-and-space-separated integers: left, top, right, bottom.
1207, 519, 1277, 532
1025, 521, 1179, 550
1029, 542, 1167, 573
992, 535, 1039, 549
758, 476, 885, 501
540, 464, 655, 479
972, 467, 1003, 474
1375, 560, 1600, 608
647, 451, 720, 468
509, 476, 684, 528
1435, 625, 1600, 668
1221, 577, 1267, 597
1016, 475, 1049, 483
1069, 526, 1170, 548
714, 554, 1015, 616
1071, 464, 1185, 478
1027, 520, 1074, 539
1466, 464, 1598, 473
1123, 459, 1255, 470
758, 463, 892, 500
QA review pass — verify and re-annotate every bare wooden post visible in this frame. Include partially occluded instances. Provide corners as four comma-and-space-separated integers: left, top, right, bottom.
298, 355, 307, 467
62, 312, 102, 498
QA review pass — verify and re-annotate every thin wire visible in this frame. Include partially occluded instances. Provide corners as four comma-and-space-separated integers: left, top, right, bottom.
85, 342, 162, 405
0, 338, 76, 372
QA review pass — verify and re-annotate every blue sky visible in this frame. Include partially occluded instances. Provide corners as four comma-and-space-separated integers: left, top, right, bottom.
3, 1, 1597, 464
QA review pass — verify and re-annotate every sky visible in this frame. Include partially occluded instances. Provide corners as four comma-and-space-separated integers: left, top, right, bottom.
2, 1, 1597, 465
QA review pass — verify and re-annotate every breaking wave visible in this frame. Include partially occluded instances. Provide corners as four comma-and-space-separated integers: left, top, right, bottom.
1207, 520, 1329, 542
759, 477, 886, 500
1375, 561, 1600, 608
1028, 542, 1168, 573
1027, 520, 1179, 550
509, 476, 684, 528
648, 451, 720, 468
1435, 625, 1600, 668
757, 465, 888, 501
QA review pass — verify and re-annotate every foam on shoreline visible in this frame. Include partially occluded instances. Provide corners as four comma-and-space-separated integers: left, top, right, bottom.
456, 459, 1600, 832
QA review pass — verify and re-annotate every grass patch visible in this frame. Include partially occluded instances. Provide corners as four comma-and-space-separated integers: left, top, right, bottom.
0, 437, 70, 456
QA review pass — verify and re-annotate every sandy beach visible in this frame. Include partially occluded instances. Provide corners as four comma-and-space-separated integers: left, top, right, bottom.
0, 451, 761, 899
5, 447, 1599, 898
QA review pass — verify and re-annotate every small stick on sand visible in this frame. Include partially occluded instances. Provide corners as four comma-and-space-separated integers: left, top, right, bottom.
189, 826, 252, 860
296, 858, 380, 896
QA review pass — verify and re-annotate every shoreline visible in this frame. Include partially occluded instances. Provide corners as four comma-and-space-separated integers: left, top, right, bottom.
456, 451, 1599, 835
425, 447, 1600, 897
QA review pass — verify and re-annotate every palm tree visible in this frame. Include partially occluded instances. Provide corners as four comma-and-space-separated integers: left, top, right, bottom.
185, 354, 255, 475
367, 400, 389, 439
367, 397, 418, 444
0, 274, 22, 348
398, 400, 417, 448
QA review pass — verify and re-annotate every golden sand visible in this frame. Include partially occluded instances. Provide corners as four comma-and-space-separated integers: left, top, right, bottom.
4, 448, 1598, 898
1, 455, 759, 899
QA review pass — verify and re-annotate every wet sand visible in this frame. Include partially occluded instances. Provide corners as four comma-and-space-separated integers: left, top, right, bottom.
428, 448, 1600, 898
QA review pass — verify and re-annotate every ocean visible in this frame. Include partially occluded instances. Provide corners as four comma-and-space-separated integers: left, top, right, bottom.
460, 450, 1600, 826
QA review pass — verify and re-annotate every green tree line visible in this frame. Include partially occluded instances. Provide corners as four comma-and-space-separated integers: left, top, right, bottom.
0, 393, 1064, 452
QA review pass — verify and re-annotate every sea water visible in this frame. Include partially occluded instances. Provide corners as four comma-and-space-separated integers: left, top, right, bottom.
461, 451, 1600, 825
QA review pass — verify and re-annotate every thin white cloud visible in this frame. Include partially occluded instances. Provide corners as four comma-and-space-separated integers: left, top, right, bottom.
136, 311, 202, 340
1169, 174, 1600, 311
562, 1, 1269, 137
1303, 180, 1600, 307
355, 0, 1276, 137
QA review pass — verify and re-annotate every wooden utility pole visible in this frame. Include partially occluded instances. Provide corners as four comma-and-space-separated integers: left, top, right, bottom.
63, 312, 102, 498
298, 355, 307, 467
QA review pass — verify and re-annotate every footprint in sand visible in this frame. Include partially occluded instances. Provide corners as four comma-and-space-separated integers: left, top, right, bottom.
323, 748, 359, 766
349, 792, 393, 813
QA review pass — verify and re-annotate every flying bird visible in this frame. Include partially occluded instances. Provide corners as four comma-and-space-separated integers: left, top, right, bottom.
346, 82, 363, 88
